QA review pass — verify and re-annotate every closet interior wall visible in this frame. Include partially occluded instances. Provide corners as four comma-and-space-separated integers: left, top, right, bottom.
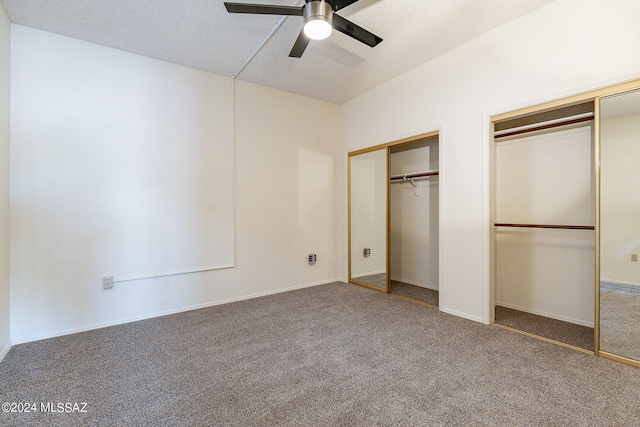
493, 109, 595, 328
390, 138, 439, 292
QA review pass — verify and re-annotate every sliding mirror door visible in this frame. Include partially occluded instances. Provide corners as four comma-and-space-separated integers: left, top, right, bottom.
349, 148, 388, 292
599, 89, 640, 364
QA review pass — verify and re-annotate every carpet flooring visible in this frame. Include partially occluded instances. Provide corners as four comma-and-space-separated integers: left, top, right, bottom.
600, 282, 640, 361
494, 306, 594, 352
390, 281, 439, 306
2, 282, 640, 426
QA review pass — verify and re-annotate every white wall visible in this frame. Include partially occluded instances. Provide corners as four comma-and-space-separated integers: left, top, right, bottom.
11, 24, 235, 289
10, 27, 340, 344
601, 113, 640, 286
234, 80, 339, 291
350, 149, 386, 278
339, 0, 640, 323
495, 126, 594, 326
0, 5, 10, 361
390, 142, 439, 290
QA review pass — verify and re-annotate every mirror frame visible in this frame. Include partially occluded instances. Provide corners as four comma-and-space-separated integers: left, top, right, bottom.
348, 146, 390, 293
597, 88, 640, 367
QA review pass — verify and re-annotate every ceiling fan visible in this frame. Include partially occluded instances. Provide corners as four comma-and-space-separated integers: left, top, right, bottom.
224, 0, 383, 58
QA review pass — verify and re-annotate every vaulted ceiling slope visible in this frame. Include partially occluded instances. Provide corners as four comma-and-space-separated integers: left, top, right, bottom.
0, 0, 556, 104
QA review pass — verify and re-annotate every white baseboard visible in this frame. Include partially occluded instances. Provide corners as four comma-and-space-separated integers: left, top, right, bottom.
0, 339, 11, 363
390, 276, 438, 291
351, 270, 386, 279
495, 301, 594, 328
13, 278, 340, 345
440, 307, 484, 324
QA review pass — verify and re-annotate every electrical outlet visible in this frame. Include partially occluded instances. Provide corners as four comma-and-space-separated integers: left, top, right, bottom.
632, 254, 638, 262
103, 275, 114, 289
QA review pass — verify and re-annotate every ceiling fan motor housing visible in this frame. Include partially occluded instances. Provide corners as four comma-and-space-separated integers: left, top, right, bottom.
304, 0, 334, 27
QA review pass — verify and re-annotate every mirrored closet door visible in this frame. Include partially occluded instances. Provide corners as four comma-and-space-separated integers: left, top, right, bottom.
349, 148, 388, 292
599, 89, 640, 365
348, 133, 441, 305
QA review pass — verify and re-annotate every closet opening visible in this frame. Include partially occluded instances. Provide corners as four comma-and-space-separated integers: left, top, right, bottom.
389, 136, 439, 307
491, 101, 596, 353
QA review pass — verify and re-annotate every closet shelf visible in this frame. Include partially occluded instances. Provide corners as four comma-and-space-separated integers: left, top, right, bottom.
494, 223, 594, 230
390, 170, 439, 182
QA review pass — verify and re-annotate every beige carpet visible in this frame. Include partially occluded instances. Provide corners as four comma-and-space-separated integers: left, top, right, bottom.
2, 282, 640, 426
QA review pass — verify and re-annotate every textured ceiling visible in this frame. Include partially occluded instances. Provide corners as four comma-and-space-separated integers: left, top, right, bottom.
0, 0, 556, 104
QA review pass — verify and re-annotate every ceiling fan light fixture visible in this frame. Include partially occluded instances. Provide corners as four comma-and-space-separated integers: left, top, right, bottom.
303, 0, 333, 40
303, 18, 332, 40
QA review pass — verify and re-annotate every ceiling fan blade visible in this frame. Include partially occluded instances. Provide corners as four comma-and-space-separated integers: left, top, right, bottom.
332, 14, 382, 47
224, 2, 303, 16
330, 0, 360, 12
289, 29, 311, 58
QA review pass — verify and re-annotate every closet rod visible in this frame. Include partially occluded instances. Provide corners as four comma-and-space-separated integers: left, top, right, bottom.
494, 114, 593, 139
494, 223, 594, 230
390, 170, 439, 181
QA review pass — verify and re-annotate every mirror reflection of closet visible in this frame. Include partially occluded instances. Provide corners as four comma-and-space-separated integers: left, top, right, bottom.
389, 137, 439, 306
599, 89, 640, 365
349, 148, 388, 291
